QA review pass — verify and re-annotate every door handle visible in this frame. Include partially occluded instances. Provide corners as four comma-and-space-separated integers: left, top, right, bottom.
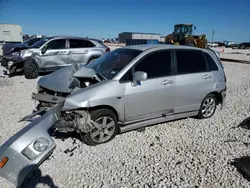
202, 75, 212, 80
161, 80, 173, 85
59, 50, 69, 54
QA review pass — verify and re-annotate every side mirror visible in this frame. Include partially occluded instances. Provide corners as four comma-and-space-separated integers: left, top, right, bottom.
132, 71, 147, 86
41, 45, 47, 54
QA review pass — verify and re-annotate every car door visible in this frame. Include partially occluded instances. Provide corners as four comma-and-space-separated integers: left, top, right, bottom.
123, 50, 176, 122
39, 39, 68, 69
174, 49, 215, 113
68, 39, 93, 65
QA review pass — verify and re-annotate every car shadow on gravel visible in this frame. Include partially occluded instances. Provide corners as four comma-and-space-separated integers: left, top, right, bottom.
2, 69, 52, 79
49, 129, 82, 142
231, 156, 250, 182
230, 116, 250, 182
19, 165, 58, 188
238, 116, 250, 130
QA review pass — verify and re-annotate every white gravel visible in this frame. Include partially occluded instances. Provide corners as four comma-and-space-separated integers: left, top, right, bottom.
212, 47, 250, 61
1, 61, 250, 188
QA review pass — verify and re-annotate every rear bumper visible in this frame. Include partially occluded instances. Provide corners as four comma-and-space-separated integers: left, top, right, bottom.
0, 103, 63, 187
221, 87, 227, 109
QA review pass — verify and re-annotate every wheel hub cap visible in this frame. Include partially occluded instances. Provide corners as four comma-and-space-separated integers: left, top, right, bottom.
202, 97, 216, 117
90, 116, 115, 143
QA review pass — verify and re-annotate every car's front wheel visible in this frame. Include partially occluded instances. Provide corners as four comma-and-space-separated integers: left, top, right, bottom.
83, 109, 118, 146
198, 93, 217, 119
24, 60, 39, 79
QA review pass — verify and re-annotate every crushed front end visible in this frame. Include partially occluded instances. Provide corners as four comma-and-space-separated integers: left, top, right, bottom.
0, 101, 99, 187
32, 64, 101, 111
0, 103, 62, 188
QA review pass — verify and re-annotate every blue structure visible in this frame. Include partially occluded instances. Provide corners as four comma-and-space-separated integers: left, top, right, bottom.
125, 39, 159, 46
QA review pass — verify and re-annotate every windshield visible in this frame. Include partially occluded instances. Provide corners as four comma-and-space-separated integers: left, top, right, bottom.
31, 37, 52, 48
86, 48, 142, 80
23, 38, 33, 44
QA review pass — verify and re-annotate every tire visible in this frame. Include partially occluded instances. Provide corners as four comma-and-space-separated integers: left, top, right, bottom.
198, 93, 217, 119
23, 60, 39, 79
83, 109, 118, 146
8, 65, 16, 77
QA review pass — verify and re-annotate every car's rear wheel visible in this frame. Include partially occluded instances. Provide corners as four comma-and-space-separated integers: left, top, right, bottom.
24, 60, 39, 79
83, 109, 118, 146
198, 93, 217, 119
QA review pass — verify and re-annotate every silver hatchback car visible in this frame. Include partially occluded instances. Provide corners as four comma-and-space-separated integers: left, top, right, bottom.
0, 44, 226, 187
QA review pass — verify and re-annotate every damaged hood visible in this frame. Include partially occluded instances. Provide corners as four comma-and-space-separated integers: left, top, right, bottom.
2, 43, 28, 55
37, 64, 98, 93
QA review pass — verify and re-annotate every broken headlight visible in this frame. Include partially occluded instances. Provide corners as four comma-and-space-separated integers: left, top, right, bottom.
20, 49, 33, 60
33, 137, 49, 152
10, 51, 20, 61
21, 137, 49, 160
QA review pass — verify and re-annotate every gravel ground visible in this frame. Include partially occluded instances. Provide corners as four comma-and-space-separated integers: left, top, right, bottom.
0, 61, 250, 188
212, 47, 250, 61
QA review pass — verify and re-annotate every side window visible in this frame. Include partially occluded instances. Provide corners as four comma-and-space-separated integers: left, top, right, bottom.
134, 50, 172, 79
204, 53, 218, 71
69, 39, 95, 48
176, 50, 207, 74
69, 39, 87, 48
47, 39, 66, 50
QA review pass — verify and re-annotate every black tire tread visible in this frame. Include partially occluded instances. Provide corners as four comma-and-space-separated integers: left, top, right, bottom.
24, 60, 39, 79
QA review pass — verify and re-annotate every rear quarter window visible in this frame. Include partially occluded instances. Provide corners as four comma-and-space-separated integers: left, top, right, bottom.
204, 52, 218, 71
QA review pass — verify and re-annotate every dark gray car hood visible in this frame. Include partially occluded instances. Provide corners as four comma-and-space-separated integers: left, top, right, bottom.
38, 64, 98, 93
2, 43, 28, 55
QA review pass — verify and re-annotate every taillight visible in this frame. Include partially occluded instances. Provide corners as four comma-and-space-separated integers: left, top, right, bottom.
105, 48, 110, 52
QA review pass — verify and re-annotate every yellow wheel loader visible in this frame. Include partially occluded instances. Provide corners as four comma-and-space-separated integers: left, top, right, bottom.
165, 24, 208, 48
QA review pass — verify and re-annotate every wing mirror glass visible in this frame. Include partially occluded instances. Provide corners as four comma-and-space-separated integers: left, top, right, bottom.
132, 71, 147, 86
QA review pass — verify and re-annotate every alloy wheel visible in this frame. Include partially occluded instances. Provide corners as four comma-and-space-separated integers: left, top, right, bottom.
201, 97, 216, 118
90, 116, 116, 143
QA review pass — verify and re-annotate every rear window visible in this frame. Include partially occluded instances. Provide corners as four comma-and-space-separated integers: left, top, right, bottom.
204, 52, 218, 71
176, 50, 207, 75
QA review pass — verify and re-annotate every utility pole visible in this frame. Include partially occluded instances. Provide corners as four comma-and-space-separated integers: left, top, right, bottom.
212, 30, 215, 43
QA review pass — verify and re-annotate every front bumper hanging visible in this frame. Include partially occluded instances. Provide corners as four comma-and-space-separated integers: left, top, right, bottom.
0, 102, 63, 188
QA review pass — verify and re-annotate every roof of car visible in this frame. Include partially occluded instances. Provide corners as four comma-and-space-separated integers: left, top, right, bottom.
48, 36, 101, 41
123, 44, 202, 51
